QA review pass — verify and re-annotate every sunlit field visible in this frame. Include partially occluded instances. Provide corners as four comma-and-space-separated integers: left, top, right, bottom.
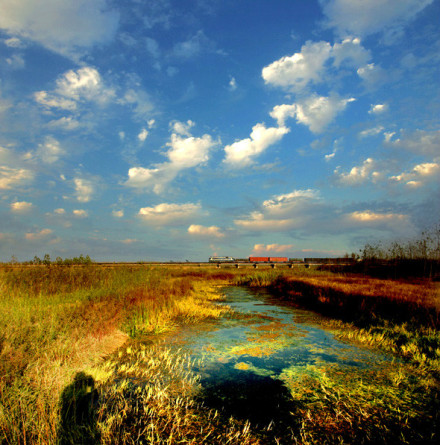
1, 263, 439, 444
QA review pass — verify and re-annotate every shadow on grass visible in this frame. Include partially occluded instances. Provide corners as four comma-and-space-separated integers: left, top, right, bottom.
199, 364, 299, 439
58, 372, 100, 445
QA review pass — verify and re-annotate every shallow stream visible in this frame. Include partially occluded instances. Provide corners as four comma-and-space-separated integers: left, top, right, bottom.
158, 286, 399, 427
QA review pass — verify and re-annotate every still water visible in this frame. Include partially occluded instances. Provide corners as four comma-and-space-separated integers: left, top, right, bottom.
163, 286, 397, 426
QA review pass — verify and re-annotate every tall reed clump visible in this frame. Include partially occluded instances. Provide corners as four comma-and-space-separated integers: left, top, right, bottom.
83, 343, 257, 444
0, 264, 229, 445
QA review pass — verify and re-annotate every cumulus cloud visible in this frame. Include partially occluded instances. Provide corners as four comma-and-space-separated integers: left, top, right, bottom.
126, 122, 218, 193
357, 63, 387, 88
112, 209, 124, 218
320, 0, 434, 38
334, 158, 383, 185
271, 95, 355, 133
138, 128, 149, 142
0, 146, 34, 189
253, 243, 294, 253
73, 209, 88, 218
386, 129, 440, 157
10, 201, 32, 213
344, 210, 412, 232
390, 161, 440, 187
188, 224, 225, 238
138, 202, 202, 226
223, 123, 289, 168
332, 37, 371, 68
0, 0, 119, 59
369, 103, 389, 114
262, 37, 371, 93
74, 178, 95, 202
0, 166, 34, 189
36, 136, 65, 163
262, 40, 332, 92
35, 67, 115, 111
25, 228, 53, 241
234, 189, 322, 232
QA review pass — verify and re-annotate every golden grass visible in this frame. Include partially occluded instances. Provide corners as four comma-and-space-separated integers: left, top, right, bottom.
1, 264, 439, 444
0, 265, 233, 444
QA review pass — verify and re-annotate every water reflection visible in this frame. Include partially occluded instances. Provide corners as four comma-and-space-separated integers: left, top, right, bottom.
160, 286, 397, 426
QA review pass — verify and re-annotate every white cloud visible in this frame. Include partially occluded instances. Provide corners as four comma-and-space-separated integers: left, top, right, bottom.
6, 54, 25, 69
0, 146, 34, 189
345, 210, 411, 232
166, 133, 213, 169
223, 123, 289, 168
171, 120, 195, 136
4, 37, 24, 48
0, 0, 119, 59
138, 128, 149, 142
25, 228, 53, 241
0, 166, 34, 189
253, 243, 294, 253
272, 95, 355, 133
357, 63, 387, 88
54, 208, 66, 215
390, 161, 440, 187
47, 117, 81, 131
73, 209, 88, 218
117, 88, 154, 120
262, 40, 332, 92
262, 37, 371, 94
126, 122, 218, 193
35, 66, 115, 111
188, 224, 225, 238
320, 0, 434, 38
386, 129, 440, 157
235, 189, 321, 232
332, 37, 371, 68
138, 202, 202, 226
369, 103, 389, 114
74, 178, 95, 202
269, 104, 297, 127
112, 209, 124, 218
34, 91, 77, 111
37, 136, 65, 163
359, 126, 384, 138
10, 201, 32, 213
229, 77, 237, 91
334, 158, 383, 185
172, 30, 216, 58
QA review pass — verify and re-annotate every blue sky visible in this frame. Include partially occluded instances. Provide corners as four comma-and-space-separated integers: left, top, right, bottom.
0, 0, 439, 262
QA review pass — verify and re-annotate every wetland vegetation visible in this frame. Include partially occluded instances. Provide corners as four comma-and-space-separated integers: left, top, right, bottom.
0, 262, 439, 444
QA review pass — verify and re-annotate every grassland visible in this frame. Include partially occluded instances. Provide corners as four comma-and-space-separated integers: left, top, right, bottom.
1, 263, 439, 444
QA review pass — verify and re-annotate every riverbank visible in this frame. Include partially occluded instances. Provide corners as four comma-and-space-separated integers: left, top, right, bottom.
0, 265, 236, 444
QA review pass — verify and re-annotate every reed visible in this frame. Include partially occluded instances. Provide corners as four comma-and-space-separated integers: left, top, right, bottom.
0, 265, 233, 444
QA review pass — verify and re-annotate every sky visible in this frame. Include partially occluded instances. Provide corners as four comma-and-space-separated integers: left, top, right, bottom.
0, 0, 439, 262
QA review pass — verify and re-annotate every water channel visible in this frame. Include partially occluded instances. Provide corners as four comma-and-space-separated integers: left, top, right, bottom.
160, 286, 399, 429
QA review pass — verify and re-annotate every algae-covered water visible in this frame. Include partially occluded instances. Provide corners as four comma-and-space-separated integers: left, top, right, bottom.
162, 286, 399, 427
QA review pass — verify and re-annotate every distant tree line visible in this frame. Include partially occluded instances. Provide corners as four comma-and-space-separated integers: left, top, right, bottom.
356, 222, 440, 279
21, 254, 93, 266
